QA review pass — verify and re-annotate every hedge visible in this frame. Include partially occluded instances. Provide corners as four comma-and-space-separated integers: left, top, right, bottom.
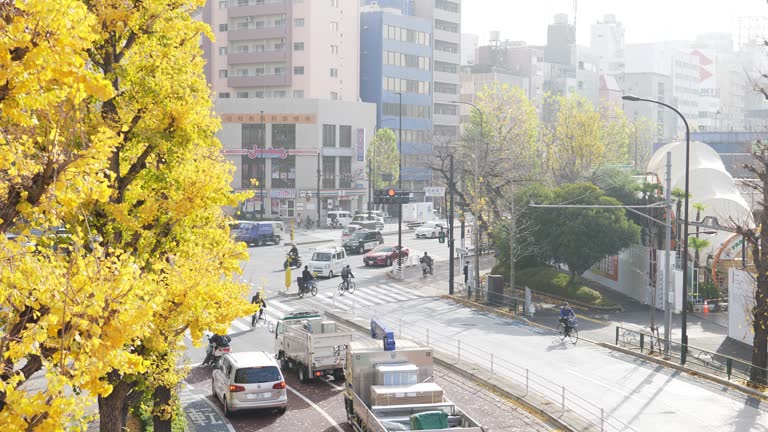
512, 266, 615, 307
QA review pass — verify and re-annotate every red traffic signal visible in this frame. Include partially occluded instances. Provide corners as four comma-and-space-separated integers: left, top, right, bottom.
387, 188, 396, 197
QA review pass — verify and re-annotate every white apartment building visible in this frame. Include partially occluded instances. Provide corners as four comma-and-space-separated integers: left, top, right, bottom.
625, 42, 700, 136
590, 14, 625, 83
217, 98, 376, 221
414, 0, 462, 139
460, 33, 478, 65
202, 0, 360, 101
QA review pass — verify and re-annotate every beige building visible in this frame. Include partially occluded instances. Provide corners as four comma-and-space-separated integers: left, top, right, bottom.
202, 0, 360, 101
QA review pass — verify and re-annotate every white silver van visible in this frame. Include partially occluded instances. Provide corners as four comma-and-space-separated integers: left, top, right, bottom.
309, 245, 348, 278
212, 351, 287, 417
326, 211, 353, 228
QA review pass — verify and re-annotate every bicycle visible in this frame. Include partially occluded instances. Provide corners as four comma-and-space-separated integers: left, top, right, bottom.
298, 279, 318, 298
251, 308, 266, 328
338, 279, 356, 295
557, 319, 579, 344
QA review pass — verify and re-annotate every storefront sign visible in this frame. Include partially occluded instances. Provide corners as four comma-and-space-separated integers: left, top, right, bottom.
356, 128, 365, 162
270, 188, 297, 199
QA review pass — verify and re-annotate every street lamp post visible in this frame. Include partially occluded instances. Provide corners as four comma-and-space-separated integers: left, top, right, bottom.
628, 119, 638, 168
450, 100, 483, 297
623, 94, 692, 365
394, 92, 403, 270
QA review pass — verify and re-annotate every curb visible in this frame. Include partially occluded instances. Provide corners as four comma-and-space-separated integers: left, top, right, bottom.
596, 342, 768, 402
444, 295, 768, 403
325, 310, 576, 432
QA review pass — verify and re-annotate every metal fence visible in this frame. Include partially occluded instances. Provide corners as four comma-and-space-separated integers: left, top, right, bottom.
345, 302, 636, 432
615, 326, 767, 383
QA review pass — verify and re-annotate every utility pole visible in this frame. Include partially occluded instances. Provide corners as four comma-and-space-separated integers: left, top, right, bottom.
448, 154, 455, 294
396, 92, 403, 272
317, 152, 321, 228
663, 151, 673, 358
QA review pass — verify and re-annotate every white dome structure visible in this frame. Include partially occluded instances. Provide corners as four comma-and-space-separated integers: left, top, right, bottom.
647, 141, 754, 258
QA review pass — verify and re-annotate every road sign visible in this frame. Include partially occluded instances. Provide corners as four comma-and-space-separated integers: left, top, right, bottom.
425, 187, 446, 197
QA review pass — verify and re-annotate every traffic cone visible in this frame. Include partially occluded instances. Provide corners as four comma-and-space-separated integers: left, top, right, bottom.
703, 302, 709, 313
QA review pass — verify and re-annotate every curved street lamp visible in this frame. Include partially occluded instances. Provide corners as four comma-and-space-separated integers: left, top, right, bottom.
623, 94, 692, 365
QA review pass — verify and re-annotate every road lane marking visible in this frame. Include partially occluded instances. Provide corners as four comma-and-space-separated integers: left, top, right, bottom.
320, 377, 344, 391
566, 368, 646, 403
230, 319, 250, 332
287, 385, 345, 432
268, 300, 294, 313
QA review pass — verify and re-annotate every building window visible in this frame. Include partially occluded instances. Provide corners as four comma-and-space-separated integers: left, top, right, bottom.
294, 66, 304, 75
330, 68, 338, 77
218, 69, 228, 78
339, 126, 352, 148
339, 157, 352, 188
219, 0, 227, 9
237, 91, 248, 98
293, 90, 304, 98
322, 157, 336, 189
243, 124, 266, 149
323, 124, 336, 147
254, 91, 265, 98
274, 67, 284, 75
294, 18, 304, 27
218, 92, 230, 99
219, 47, 228, 55
330, 45, 339, 54
274, 90, 287, 98
272, 124, 296, 149
294, 42, 304, 51
330, 21, 339, 31
330, 91, 338, 100
238, 68, 248, 76
218, 23, 228, 32
330, 0, 339, 6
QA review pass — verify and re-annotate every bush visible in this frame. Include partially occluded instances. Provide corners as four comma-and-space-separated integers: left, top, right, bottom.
133, 392, 187, 432
515, 266, 613, 307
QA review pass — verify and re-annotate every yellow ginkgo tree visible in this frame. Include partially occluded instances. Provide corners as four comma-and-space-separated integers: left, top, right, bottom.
0, 0, 253, 430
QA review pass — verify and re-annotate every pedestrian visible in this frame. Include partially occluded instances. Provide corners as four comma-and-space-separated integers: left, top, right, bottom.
463, 261, 469, 284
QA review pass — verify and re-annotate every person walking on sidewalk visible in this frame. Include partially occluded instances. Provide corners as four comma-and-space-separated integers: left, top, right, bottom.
463, 261, 469, 285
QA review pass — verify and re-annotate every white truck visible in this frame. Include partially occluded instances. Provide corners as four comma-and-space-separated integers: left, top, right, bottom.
402, 202, 434, 228
343, 320, 485, 432
274, 311, 353, 382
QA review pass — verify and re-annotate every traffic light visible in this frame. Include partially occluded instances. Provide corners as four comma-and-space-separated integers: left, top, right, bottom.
373, 189, 412, 204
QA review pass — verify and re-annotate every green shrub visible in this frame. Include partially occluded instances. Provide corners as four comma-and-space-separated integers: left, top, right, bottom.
133, 392, 187, 432
515, 266, 613, 306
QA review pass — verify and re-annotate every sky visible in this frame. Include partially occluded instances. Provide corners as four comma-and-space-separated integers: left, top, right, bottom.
462, 0, 768, 47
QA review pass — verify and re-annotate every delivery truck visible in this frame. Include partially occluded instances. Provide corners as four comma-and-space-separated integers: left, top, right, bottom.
343, 320, 485, 432
402, 202, 434, 228
274, 311, 354, 382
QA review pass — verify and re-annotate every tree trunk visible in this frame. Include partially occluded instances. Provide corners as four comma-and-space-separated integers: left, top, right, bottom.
152, 385, 173, 432
98, 376, 136, 432
750, 288, 768, 385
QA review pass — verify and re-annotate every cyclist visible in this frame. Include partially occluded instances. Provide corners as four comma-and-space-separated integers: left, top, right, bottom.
559, 302, 576, 336
251, 288, 267, 327
340, 264, 354, 292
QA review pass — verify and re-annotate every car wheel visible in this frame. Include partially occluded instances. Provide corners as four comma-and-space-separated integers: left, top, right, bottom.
223, 397, 232, 418
386, 258, 392, 267
276, 406, 287, 415
256, 238, 263, 247
328, 270, 333, 279
211, 380, 216, 398
274, 236, 281, 245
298, 365, 310, 383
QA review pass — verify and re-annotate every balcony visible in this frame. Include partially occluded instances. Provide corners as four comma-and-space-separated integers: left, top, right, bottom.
227, 50, 287, 64
434, 28, 460, 44
228, 74, 290, 88
227, 1, 287, 18
433, 113, 459, 126
228, 25, 287, 42
433, 91, 457, 103
433, 70, 458, 84
434, 49, 459, 64
434, 7, 460, 24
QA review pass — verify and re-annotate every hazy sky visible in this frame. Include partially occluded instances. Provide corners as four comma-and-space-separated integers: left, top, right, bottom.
462, 0, 768, 46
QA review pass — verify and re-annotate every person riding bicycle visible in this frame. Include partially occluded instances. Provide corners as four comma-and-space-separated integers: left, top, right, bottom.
341, 265, 354, 291
251, 288, 267, 325
559, 302, 576, 336
419, 252, 433, 272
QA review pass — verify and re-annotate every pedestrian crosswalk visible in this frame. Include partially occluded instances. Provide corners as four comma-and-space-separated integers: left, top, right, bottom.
184, 282, 428, 343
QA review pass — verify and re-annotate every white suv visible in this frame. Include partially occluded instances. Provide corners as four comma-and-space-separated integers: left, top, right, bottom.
212, 351, 288, 417
415, 221, 449, 239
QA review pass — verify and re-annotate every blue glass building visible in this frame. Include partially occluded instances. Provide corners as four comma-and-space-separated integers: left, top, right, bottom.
360, 4, 433, 188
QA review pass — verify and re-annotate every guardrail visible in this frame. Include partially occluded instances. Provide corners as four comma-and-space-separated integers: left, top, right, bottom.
342, 302, 636, 432
615, 326, 767, 383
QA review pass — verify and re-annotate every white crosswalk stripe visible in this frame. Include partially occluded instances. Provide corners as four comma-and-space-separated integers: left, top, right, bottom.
377, 284, 424, 298
367, 286, 412, 302
268, 299, 294, 313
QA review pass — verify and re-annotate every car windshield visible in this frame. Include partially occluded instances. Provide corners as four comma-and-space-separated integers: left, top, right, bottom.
343, 226, 358, 235
352, 232, 368, 240
421, 222, 436, 228
234, 366, 281, 384
312, 252, 332, 262
373, 246, 393, 253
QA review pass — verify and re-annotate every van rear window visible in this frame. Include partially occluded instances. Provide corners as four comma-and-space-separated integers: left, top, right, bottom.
312, 252, 332, 261
235, 366, 281, 384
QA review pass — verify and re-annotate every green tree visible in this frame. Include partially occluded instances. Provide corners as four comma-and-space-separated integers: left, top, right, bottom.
535, 183, 641, 283
367, 128, 400, 189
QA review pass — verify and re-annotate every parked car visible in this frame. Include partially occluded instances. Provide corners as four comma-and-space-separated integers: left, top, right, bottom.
309, 245, 348, 278
230, 221, 281, 247
341, 224, 363, 241
211, 351, 287, 417
415, 221, 449, 239
363, 244, 409, 267
350, 214, 384, 231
